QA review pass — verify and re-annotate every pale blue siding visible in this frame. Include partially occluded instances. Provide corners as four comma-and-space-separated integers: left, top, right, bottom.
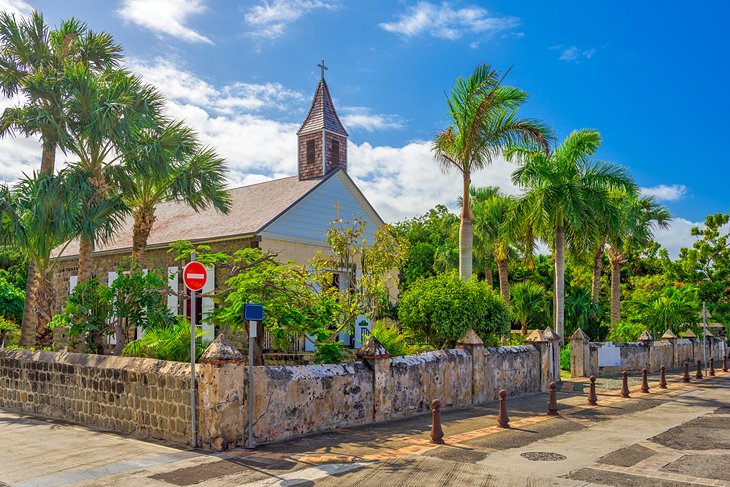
260, 172, 381, 243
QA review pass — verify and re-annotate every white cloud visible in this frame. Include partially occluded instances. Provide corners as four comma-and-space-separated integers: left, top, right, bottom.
380, 2, 519, 40
0, 0, 33, 17
340, 107, 404, 132
245, 0, 336, 39
640, 184, 687, 202
117, 0, 213, 44
551, 45, 597, 62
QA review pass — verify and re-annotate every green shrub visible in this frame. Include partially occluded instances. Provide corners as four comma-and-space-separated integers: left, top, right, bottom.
607, 321, 645, 342
123, 317, 207, 362
398, 272, 509, 347
560, 345, 571, 371
0, 274, 24, 325
0, 316, 20, 347
365, 319, 429, 357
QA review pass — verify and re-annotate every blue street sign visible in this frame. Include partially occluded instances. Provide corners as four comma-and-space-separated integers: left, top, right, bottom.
244, 303, 264, 322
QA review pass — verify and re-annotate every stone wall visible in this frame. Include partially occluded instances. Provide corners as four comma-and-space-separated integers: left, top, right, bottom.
0, 328, 560, 450
0, 349, 193, 445
571, 329, 729, 377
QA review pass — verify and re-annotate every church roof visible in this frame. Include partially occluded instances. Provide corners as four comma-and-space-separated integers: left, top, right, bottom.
53, 174, 326, 259
297, 78, 348, 137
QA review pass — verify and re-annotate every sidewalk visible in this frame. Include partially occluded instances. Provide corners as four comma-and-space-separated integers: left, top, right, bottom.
0, 370, 728, 486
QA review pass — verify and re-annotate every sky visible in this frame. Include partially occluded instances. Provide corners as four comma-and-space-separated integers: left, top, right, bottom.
0, 0, 728, 257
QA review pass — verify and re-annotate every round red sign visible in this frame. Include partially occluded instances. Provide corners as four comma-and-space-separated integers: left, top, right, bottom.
183, 261, 207, 291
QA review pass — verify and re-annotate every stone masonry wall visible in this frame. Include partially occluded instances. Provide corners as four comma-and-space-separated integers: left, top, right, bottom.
0, 349, 193, 445
483, 345, 542, 400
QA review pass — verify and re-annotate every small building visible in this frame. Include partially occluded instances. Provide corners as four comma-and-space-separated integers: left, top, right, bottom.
52, 71, 384, 350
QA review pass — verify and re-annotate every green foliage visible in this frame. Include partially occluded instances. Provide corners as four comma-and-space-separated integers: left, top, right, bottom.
560, 345, 571, 371
0, 246, 27, 290
0, 273, 24, 324
123, 317, 207, 362
50, 262, 174, 353
312, 340, 350, 365
628, 284, 700, 337
607, 321, 645, 342
510, 281, 549, 335
564, 287, 608, 341
365, 320, 429, 357
398, 272, 509, 348
0, 315, 20, 347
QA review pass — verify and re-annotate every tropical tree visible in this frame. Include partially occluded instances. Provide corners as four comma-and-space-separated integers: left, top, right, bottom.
507, 129, 637, 340
113, 120, 231, 265
57, 64, 164, 283
461, 186, 499, 286
510, 281, 549, 335
0, 170, 118, 347
433, 63, 550, 281
629, 285, 700, 337
0, 11, 122, 345
607, 193, 670, 324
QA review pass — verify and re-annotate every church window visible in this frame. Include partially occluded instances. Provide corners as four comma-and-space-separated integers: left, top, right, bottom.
306, 140, 315, 164
332, 139, 340, 165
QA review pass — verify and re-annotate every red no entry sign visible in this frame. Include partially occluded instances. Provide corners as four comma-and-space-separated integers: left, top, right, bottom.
183, 261, 207, 291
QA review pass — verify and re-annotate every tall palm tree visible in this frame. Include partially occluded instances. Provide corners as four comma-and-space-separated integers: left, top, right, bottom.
0, 11, 122, 345
587, 198, 623, 305
607, 193, 670, 324
460, 186, 499, 286
433, 63, 551, 280
0, 170, 120, 347
58, 64, 164, 283
113, 120, 231, 265
507, 129, 637, 340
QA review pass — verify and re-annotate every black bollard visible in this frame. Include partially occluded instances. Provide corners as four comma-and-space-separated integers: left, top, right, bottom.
659, 365, 667, 389
641, 368, 650, 393
696, 360, 703, 380
430, 399, 445, 444
683, 361, 691, 383
709, 357, 715, 376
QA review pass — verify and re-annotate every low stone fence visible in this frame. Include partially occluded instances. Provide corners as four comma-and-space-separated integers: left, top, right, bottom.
0, 327, 562, 450
570, 328, 728, 378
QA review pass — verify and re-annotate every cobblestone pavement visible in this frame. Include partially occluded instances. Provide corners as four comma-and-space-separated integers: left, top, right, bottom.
0, 371, 728, 486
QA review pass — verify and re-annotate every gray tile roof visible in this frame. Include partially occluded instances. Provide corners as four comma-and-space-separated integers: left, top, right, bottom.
54, 175, 323, 259
297, 78, 348, 137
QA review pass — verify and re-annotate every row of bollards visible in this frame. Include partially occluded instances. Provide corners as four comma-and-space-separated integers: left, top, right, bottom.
430, 356, 729, 443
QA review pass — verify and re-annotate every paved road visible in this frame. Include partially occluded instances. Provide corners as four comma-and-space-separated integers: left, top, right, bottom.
1, 372, 729, 486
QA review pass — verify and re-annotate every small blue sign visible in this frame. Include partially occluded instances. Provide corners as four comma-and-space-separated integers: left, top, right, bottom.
244, 303, 264, 321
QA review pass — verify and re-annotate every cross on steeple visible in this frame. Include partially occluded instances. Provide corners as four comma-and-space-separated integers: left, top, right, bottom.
317, 59, 328, 79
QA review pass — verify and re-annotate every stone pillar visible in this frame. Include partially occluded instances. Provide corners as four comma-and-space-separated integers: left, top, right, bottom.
569, 328, 590, 378
526, 329, 550, 392
456, 329, 486, 405
544, 326, 561, 386
661, 329, 678, 369
197, 334, 245, 451
638, 330, 654, 372
356, 336, 391, 423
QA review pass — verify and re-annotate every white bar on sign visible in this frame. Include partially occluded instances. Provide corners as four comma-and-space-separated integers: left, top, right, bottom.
187, 273, 205, 279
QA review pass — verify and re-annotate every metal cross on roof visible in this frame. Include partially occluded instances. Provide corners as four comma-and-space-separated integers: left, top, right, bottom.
317, 59, 328, 79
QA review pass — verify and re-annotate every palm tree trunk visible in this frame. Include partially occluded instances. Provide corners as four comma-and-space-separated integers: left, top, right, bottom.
497, 257, 509, 309
458, 174, 473, 280
591, 241, 605, 305
609, 248, 623, 325
78, 236, 94, 284
131, 207, 156, 266
33, 269, 55, 349
554, 226, 565, 342
19, 261, 37, 347
20, 142, 57, 346
485, 265, 493, 288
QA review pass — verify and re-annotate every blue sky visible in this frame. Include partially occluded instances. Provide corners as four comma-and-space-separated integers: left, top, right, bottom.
1, 0, 728, 256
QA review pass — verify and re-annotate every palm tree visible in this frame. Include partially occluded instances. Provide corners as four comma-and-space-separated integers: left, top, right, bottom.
0, 170, 119, 347
507, 129, 637, 340
607, 193, 671, 324
0, 11, 122, 346
473, 192, 516, 306
433, 63, 551, 280
113, 121, 231, 265
57, 64, 164, 283
510, 281, 548, 335
460, 186, 499, 286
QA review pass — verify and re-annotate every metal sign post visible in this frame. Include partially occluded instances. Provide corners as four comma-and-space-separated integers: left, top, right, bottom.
703, 302, 708, 375
183, 253, 208, 449
244, 304, 264, 449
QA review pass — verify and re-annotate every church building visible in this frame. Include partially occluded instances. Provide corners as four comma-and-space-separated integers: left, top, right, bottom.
51, 68, 384, 350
